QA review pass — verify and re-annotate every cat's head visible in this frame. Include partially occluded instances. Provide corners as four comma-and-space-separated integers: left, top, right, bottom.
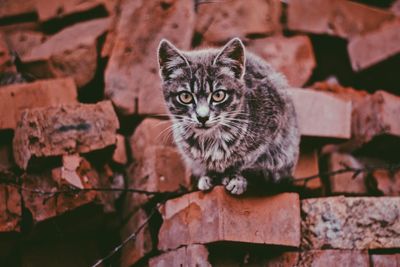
157, 38, 247, 135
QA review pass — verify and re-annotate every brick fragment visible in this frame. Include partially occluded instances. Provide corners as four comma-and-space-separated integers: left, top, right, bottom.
22, 156, 98, 222
0, 78, 77, 130
293, 145, 321, 190
21, 18, 110, 87
35, 0, 107, 22
371, 254, 400, 267
288, 88, 352, 139
0, 0, 36, 19
112, 134, 128, 165
348, 19, 400, 71
130, 118, 175, 161
287, 0, 394, 39
0, 32, 16, 73
149, 245, 210, 267
104, 0, 194, 115
158, 187, 300, 251
195, 0, 281, 44
120, 209, 153, 267
0, 183, 21, 232
4, 30, 46, 57
372, 169, 400, 196
248, 35, 315, 87
328, 153, 368, 195
13, 101, 119, 170
301, 196, 400, 249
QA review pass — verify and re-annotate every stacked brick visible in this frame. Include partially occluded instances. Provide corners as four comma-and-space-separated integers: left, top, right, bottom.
0, 0, 400, 266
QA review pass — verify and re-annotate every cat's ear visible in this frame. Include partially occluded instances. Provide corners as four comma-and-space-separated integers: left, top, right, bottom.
158, 39, 190, 81
213, 38, 246, 79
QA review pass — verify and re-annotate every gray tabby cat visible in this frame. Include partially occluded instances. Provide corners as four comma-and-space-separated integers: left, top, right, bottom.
157, 38, 300, 195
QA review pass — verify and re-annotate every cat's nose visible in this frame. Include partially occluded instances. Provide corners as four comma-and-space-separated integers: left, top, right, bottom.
197, 115, 209, 125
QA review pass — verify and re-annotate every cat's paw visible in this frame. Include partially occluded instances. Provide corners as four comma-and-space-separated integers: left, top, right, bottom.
198, 176, 213, 191
221, 177, 230, 186
225, 175, 247, 195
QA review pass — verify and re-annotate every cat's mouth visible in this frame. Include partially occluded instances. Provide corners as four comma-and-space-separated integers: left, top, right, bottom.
195, 124, 211, 129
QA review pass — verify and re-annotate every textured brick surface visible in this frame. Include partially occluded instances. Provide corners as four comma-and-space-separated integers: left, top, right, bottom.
297, 250, 369, 267
248, 35, 315, 87
0, 0, 35, 19
289, 89, 352, 139
13, 101, 119, 169
104, 0, 194, 115
158, 187, 300, 251
149, 245, 210, 267
293, 145, 321, 190
302, 196, 400, 249
371, 254, 400, 267
0, 78, 77, 130
112, 134, 128, 165
4, 30, 46, 57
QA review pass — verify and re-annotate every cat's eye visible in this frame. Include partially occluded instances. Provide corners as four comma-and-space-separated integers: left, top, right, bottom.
211, 90, 227, 103
177, 91, 194, 104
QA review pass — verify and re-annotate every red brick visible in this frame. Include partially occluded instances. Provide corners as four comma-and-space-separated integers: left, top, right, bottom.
23, 155, 99, 222
302, 196, 400, 249
0, 32, 16, 73
288, 88, 352, 139
287, 0, 394, 39
0, 78, 77, 130
195, 0, 281, 44
328, 152, 368, 195
104, 0, 194, 115
371, 254, 400, 267
13, 101, 119, 169
311, 81, 369, 103
158, 187, 300, 251
0, 0, 35, 19
248, 35, 315, 87
4, 30, 46, 58
21, 18, 110, 87
123, 146, 190, 217
149, 245, 210, 267
0, 183, 21, 232
297, 250, 369, 267
130, 118, 175, 161
35, 0, 107, 22
293, 145, 321, 190
112, 134, 127, 165
372, 169, 400, 196
120, 209, 153, 267
348, 19, 400, 71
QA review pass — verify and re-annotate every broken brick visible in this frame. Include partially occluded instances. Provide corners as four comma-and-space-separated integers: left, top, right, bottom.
195, 0, 281, 44
112, 134, 128, 165
328, 152, 368, 195
348, 19, 400, 71
149, 245, 211, 267
4, 30, 46, 57
104, 0, 194, 115
288, 88, 352, 139
301, 196, 400, 249
120, 209, 153, 267
372, 169, 400, 196
158, 187, 300, 251
0, 0, 36, 19
371, 254, 400, 267
130, 118, 175, 161
287, 0, 395, 39
0, 78, 78, 130
293, 145, 321, 191
0, 32, 16, 73
13, 101, 119, 170
247, 35, 316, 87
21, 18, 110, 87
0, 183, 21, 232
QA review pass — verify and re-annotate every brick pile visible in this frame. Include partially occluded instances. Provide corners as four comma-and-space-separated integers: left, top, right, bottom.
0, 0, 399, 266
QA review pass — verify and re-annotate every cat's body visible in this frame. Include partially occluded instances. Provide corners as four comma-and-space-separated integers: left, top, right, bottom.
158, 38, 300, 195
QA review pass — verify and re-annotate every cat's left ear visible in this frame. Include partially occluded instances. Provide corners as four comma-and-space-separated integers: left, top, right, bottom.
158, 39, 190, 81
213, 38, 246, 79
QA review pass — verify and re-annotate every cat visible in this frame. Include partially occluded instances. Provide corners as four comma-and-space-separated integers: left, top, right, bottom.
157, 37, 300, 195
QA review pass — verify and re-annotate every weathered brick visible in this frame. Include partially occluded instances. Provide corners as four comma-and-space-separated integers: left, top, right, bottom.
130, 118, 175, 161
13, 101, 119, 169
248, 35, 315, 87
104, 0, 194, 115
4, 30, 46, 57
21, 18, 110, 87
293, 145, 321, 190
372, 169, 400, 196
0, 183, 21, 232
297, 250, 369, 267
0, 0, 35, 19
112, 134, 128, 165
328, 153, 368, 195
287, 0, 394, 39
120, 209, 153, 267
348, 19, 400, 71
0, 32, 16, 73
35, 0, 107, 22
288, 88, 352, 139
302, 196, 400, 249
195, 0, 281, 44
371, 254, 400, 267
0, 78, 77, 130
158, 187, 300, 251
149, 245, 210, 267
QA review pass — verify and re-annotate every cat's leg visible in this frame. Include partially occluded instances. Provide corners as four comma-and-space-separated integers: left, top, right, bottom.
224, 174, 248, 195
197, 175, 214, 191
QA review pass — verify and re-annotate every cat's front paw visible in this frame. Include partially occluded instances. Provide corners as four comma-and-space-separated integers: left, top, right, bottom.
225, 175, 247, 195
198, 176, 213, 191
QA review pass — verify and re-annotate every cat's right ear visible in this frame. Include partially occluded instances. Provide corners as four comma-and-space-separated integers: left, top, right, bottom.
157, 39, 190, 81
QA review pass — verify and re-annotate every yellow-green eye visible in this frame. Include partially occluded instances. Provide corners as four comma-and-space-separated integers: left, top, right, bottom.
212, 90, 227, 103
178, 92, 193, 104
